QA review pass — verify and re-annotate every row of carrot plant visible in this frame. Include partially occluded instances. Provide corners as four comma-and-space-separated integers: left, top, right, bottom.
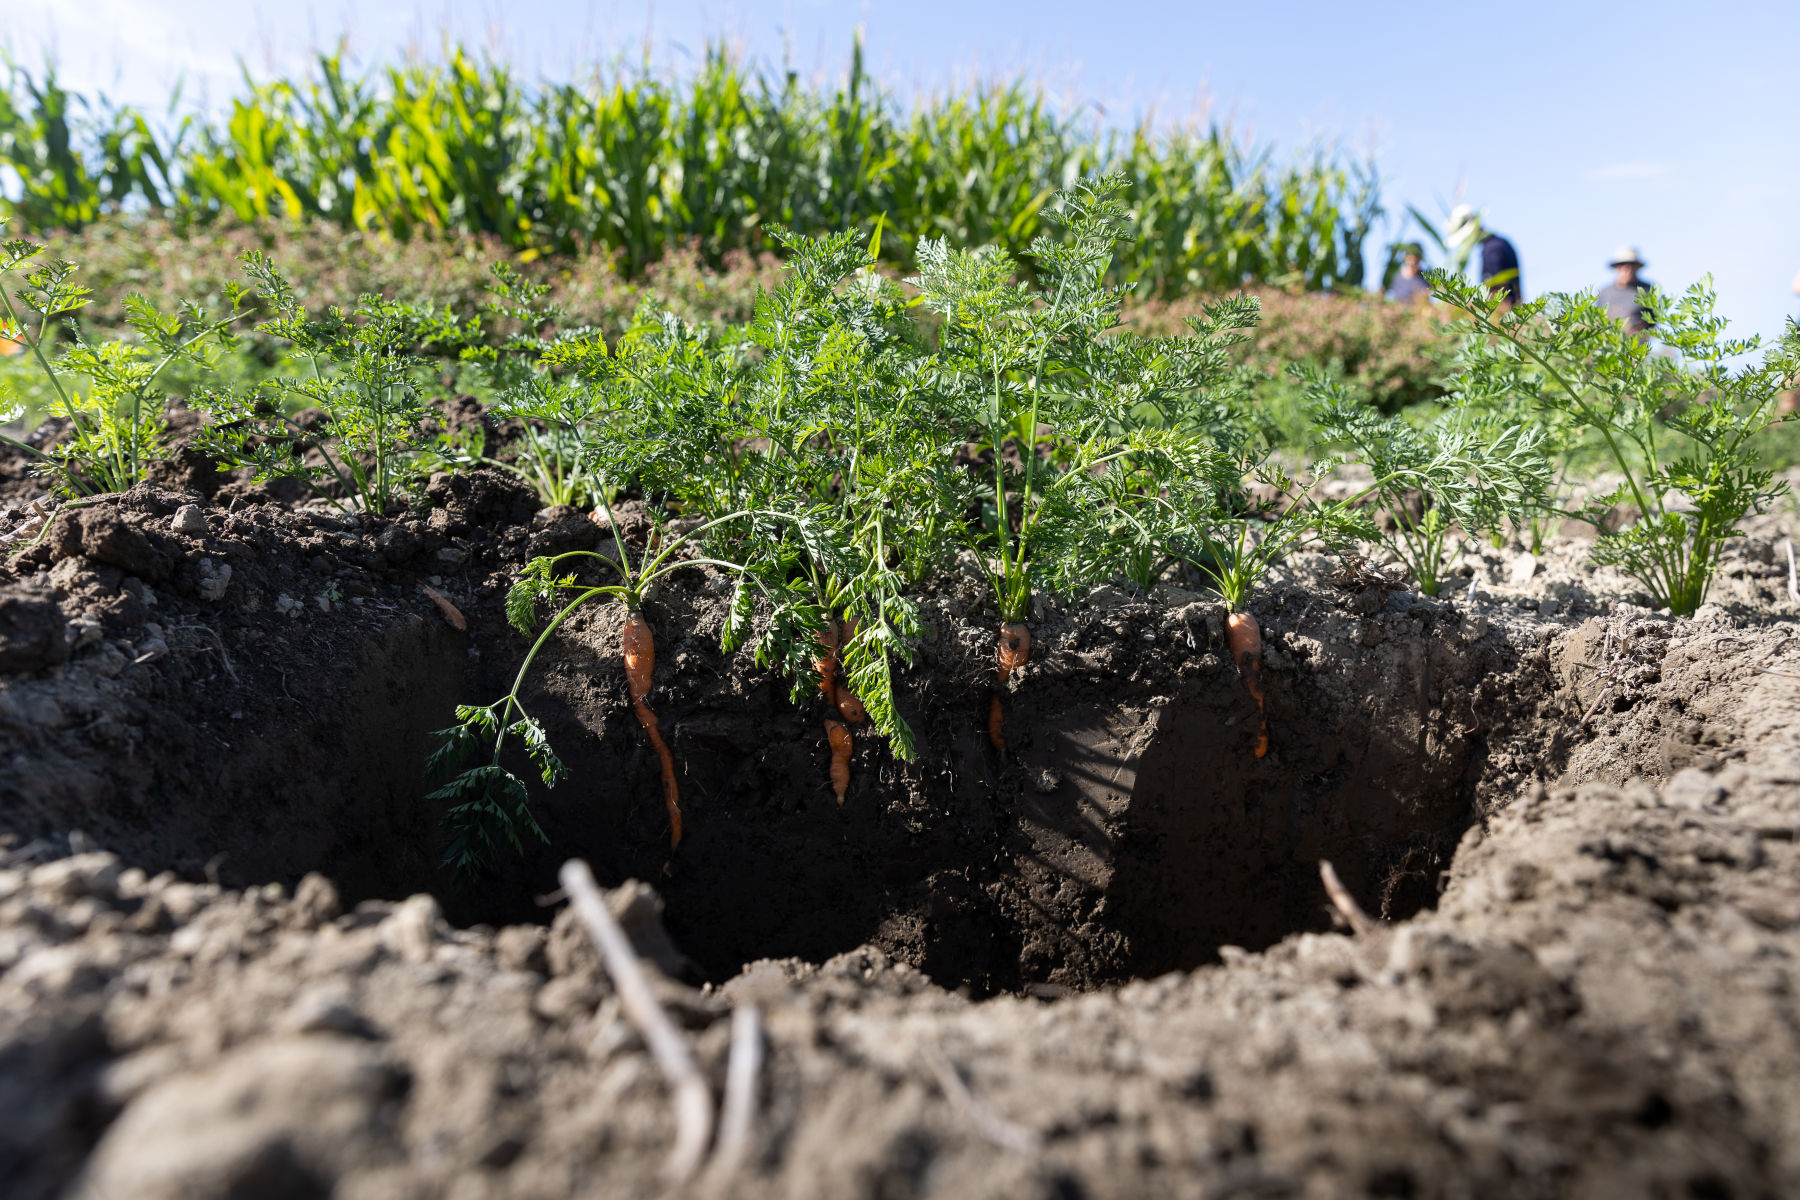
2, 175, 1794, 870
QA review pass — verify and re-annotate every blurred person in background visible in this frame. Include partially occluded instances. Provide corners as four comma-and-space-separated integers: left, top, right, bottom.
1783, 268, 1800, 414
1598, 246, 1653, 334
1445, 205, 1522, 309
1386, 242, 1431, 303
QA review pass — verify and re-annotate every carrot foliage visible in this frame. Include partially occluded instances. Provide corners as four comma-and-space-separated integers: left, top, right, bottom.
426, 175, 1584, 874
1432, 273, 1800, 615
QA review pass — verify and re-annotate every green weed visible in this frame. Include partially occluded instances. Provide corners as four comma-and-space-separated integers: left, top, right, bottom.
1433, 272, 1799, 615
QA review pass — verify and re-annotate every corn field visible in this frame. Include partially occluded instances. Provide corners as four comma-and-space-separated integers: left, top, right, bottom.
0, 45, 1382, 296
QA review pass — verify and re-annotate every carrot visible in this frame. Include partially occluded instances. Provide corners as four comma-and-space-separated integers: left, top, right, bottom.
623, 611, 683, 849
1226, 611, 1268, 759
835, 689, 869, 724
814, 621, 840, 702
988, 621, 1032, 749
996, 622, 1032, 679
825, 718, 852, 805
418, 582, 467, 631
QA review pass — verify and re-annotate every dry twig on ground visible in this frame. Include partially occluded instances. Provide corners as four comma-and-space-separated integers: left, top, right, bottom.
559, 859, 713, 1185
922, 1045, 1043, 1154
1319, 859, 1377, 937
700, 1004, 765, 1193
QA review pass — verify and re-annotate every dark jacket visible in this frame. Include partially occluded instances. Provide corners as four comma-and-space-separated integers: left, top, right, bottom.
1480, 235, 1522, 303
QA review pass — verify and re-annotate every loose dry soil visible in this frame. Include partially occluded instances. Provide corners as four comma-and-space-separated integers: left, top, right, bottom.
3, 429, 1799, 1199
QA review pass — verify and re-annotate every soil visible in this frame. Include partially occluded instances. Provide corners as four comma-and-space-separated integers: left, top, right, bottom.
3, 426, 1800, 1199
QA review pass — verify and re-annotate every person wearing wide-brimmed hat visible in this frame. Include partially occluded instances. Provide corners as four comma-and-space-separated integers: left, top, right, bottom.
1444, 205, 1522, 310
1599, 245, 1653, 334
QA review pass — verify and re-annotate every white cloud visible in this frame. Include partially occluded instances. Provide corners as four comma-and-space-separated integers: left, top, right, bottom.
1582, 160, 1674, 183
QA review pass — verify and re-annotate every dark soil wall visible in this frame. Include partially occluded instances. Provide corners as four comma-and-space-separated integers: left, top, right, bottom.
2, 471, 1557, 993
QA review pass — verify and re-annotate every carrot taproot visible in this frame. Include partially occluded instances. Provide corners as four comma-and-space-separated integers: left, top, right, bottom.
814, 621, 840, 702
623, 611, 683, 848
997, 622, 1032, 679
835, 689, 869, 724
988, 621, 1032, 749
1226, 611, 1268, 759
825, 718, 852, 805
418, 582, 467, 631
622, 611, 655, 703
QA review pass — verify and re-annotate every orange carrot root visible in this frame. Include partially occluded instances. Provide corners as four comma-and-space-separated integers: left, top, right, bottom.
996, 622, 1032, 680
825, 718, 852, 805
988, 622, 1032, 749
418, 583, 467, 631
623, 612, 683, 848
835, 689, 869, 724
622, 612, 655, 701
636, 701, 683, 847
1226, 611, 1269, 759
815, 621, 841, 703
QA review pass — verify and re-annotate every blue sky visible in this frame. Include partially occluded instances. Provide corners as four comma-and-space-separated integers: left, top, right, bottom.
8, 0, 1799, 341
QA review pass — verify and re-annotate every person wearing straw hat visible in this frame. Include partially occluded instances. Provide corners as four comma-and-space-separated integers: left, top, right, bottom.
1599, 246, 1653, 334
1443, 205, 1522, 310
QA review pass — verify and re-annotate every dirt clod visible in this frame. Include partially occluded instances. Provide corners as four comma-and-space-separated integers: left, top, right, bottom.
0, 586, 68, 672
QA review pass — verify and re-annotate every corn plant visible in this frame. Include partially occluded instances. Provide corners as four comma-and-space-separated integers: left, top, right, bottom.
1433, 273, 1799, 616
1, 47, 1381, 298
0, 60, 181, 229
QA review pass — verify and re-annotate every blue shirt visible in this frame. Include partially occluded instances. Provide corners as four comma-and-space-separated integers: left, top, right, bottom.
1388, 273, 1430, 302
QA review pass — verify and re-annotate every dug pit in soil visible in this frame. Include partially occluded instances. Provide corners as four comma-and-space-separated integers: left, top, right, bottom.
10, 461, 1800, 1198
1, 471, 1558, 995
